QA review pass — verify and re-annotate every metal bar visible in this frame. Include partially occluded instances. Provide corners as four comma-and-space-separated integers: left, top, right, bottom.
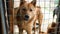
4, 0, 9, 33
0, 0, 7, 34
6, 0, 10, 29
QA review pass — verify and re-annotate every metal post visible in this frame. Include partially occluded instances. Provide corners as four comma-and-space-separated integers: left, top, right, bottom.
0, 0, 7, 34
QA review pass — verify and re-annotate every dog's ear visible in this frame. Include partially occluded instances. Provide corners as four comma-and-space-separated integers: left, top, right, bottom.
31, 0, 36, 6
20, 0, 25, 5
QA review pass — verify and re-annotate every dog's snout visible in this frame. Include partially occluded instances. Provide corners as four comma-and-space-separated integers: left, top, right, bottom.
25, 15, 29, 19
24, 15, 29, 20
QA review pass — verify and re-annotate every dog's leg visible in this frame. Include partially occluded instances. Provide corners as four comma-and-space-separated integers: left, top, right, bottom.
19, 28, 23, 34
33, 21, 36, 34
26, 27, 32, 34
27, 29, 32, 34
38, 10, 43, 34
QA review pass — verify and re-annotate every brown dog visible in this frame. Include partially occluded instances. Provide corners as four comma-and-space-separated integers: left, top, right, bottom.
15, 0, 43, 34
47, 22, 57, 34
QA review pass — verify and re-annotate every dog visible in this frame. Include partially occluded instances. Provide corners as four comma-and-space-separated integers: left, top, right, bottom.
47, 4, 60, 34
15, 0, 43, 34
53, 5, 60, 34
47, 22, 57, 34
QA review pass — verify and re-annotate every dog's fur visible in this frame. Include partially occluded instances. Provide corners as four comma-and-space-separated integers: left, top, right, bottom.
47, 22, 57, 34
15, 0, 43, 34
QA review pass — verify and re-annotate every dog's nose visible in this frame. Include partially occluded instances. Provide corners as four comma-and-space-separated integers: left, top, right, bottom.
25, 15, 29, 19
24, 15, 29, 20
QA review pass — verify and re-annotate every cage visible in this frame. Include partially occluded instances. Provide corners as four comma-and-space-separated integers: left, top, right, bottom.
0, 0, 60, 34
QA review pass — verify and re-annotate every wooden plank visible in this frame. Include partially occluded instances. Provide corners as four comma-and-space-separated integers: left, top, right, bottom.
8, 0, 14, 34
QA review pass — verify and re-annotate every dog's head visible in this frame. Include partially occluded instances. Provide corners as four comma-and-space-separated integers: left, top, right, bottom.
17, 0, 36, 21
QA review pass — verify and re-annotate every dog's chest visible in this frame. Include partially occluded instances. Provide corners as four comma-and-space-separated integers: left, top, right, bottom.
17, 15, 37, 29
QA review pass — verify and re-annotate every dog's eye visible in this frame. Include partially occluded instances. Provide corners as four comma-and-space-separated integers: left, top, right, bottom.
30, 9, 33, 11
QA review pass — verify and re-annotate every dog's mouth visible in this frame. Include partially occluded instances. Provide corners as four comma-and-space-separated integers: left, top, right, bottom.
24, 18, 29, 21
